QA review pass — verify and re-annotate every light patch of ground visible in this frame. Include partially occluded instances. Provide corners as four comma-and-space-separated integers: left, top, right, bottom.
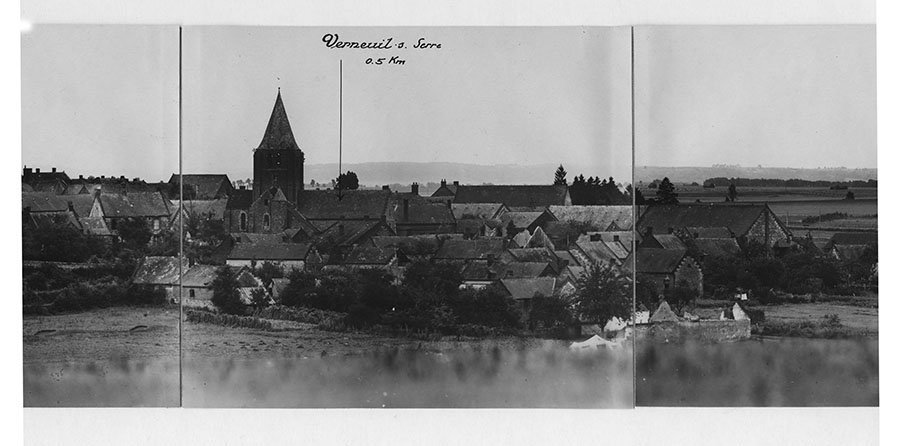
763, 303, 878, 332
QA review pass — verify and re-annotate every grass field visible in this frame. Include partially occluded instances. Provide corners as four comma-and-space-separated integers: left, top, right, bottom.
636, 337, 878, 406
764, 303, 878, 333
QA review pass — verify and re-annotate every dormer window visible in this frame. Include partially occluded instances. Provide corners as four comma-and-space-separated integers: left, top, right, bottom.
239, 212, 247, 231
263, 213, 271, 230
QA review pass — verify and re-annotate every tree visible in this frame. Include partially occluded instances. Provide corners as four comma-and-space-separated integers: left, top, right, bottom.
571, 263, 632, 326
528, 293, 575, 331
655, 177, 679, 205
279, 269, 317, 307
335, 171, 360, 190
22, 215, 107, 262
254, 262, 284, 288
727, 183, 738, 202
250, 287, 269, 311
553, 164, 568, 186
211, 266, 245, 315
845, 190, 855, 200
116, 217, 153, 251
403, 261, 463, 298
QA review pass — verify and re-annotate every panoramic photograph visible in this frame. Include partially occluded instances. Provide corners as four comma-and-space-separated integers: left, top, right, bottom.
177, 26, 635, 407
21, 25, 181, 406
632, 25, 878, 406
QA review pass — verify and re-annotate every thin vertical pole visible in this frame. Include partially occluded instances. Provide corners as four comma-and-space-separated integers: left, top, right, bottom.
338, 60, 343, 198
177, 25, 183, 407
630, 26, 636, 403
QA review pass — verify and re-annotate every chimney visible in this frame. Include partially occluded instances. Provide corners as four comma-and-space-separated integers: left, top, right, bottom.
382, 185, 390, 191
453, 181, 459, 187
35, 168, 41, 174
78, 174, 84, 180
239, 185, 246, 190
411, 182, 419, 196
52, 167, 57, 173
100, 175, 105, 179
402, 199, 409, 221
440, 179, 447, 187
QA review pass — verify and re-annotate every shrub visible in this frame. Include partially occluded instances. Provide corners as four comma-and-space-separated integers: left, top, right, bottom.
211, 266, 246, 315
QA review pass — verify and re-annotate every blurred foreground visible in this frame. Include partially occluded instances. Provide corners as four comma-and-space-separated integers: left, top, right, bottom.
636, 337, 878, 406
24, 359, 179, 407
183, 343, 633, 408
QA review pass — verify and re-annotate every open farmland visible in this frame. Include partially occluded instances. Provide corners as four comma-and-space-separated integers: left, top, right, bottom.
763, 302, 878, 334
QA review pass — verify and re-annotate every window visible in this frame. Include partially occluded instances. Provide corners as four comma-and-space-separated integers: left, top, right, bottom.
153, 219, 160, 231
189, 289, 195, 298
239, 212, 247, 231
263, 213, 270, 230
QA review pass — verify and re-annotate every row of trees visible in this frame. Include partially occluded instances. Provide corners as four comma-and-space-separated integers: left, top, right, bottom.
211, 260, 633, 336
553, 165, 631, 205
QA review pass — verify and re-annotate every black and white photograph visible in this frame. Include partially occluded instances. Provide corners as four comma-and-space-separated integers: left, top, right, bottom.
632, 25, 878, 406
178, 26, 635, 407
21, 25, 181, 406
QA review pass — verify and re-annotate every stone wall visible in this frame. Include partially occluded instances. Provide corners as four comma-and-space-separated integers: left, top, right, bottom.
635, 319, 751, 344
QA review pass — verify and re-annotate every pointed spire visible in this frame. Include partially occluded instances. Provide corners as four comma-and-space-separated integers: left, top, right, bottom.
257, 89, 301, 151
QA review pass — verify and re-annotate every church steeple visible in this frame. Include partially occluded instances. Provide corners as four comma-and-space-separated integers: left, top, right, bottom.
257, 89, 302, 152
253, 89, 305, 203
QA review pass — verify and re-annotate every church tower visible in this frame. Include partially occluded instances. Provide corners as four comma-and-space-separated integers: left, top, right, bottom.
253, 89, 305, 203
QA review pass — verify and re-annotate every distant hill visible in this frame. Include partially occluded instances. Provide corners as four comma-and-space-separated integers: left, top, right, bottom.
635, 166, 877, 184
293, 162, 625, 188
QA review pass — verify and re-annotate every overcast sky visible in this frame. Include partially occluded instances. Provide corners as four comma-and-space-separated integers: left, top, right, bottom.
22, 25, 179, 182
182, 27, 632, 183
634, 25, 876, 169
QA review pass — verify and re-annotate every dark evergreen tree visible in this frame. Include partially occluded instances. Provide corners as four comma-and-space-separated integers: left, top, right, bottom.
335, 171, 360, 190
553, 164, 568, 186
211, 266, 245, 315
655, 177, 679, 205
727, 183, 738, 202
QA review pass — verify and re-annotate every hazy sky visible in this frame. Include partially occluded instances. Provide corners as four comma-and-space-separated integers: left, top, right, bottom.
635, 25, 876, 169
182, 27, 632, 183
22, 25, 179, 182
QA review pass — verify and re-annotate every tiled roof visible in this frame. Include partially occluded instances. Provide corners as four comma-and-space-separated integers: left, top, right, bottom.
371, 235, 441, 256
646, 234, 686, 250
132, 256, 186, 286
493, 262, 554, 279
554, 250, 582, 267
100, 192, 171, 218
66, 194, 96, 218
693, 238, 742, 258
233, 233, 287, 244
181, 264, 220, 287
453, 185, 569, 209
256, 90, 302, 152
79, 217, 112, 236
390, 194, 456, 224
451, 203, 506, 220
314, 219, 392, 247
500, 277, 557, 300
170, 174, 232, 199
178, 198, 229, 220
22, 192, 69, 212
637, 204, 770, 238
684, 226, 734, 239
228, 242, 313, 261
574, 240, 621, 265
501, 211, 551, 229
434, 238, 507, 260
548, 205, 633, 231
226, 189, 254, 210
343, 246, 398, 265
633, 248, 688, 274
296, 189, 390, 220
508, 247, 558, 264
